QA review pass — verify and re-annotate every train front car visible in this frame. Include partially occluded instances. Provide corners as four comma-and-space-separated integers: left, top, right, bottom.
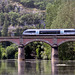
22, 29, 38, 35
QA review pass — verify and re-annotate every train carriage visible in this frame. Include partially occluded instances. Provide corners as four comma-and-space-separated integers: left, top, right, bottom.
23, 29, 75, 35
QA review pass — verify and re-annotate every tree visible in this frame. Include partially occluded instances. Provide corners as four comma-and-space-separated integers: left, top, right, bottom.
46, 0, 61, 28
1, 13, 9, 36
51, 1, 75, 29
59, 41, 75, 60
41, 43, 51, 60
6, 44, 18, 59
0, 12, 4, 26
9, 11, 19, 26
0, 46, 2, 59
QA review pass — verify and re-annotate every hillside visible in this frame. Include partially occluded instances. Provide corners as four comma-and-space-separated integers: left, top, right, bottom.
9, 0, 46, 14
0, 0, 47, 36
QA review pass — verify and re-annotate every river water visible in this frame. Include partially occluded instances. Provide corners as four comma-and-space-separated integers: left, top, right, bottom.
0, 59, 75, 75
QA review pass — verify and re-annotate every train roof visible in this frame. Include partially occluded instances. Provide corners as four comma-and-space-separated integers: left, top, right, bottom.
26, 29, 75, 31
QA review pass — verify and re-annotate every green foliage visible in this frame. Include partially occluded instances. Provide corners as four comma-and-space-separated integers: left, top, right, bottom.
1, 13, 9, 36
25, 42, 51, 60
19, 14, 40, 25
15, 52, 18, 59
1, 0, 75, 60
20, 0, 51, 9
59, 42, 75, 60
46, 0, 61, 28
0, 43, 18, 59
46, 0, 75, 60
0, 46, 2, 59
21, 0, 35, 8
41, 43, 51, 60
0, 46, 7, 59
6, 44, 18, 59
36, 48, 40, 59
0, 0, 46, 36
51, 1, 75, 28
9, 12, 20, 26
0, 12, 4, 26
25, 42, 43, 59
34, 2, 46, 10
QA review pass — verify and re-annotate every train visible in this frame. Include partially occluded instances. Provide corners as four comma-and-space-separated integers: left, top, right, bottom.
22, 29, 75, 35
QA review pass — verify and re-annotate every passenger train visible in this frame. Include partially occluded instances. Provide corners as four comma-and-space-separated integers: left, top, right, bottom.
22, 29, 75, 35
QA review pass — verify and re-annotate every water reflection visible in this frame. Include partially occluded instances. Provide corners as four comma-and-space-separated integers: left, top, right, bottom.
18, 60, 25, 75
57, 60, 75, 75
18, 60, 51, 75
51, 60, 58, 75
0, 60, 75, 75
0, 60, 18, 75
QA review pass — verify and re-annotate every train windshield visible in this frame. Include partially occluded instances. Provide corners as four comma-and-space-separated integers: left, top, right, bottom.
25, 31, 36, 33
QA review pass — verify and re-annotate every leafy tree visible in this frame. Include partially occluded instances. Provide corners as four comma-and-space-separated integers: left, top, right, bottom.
41, 43, 51, 60
1, 13, 9, 36
6, 44, 18, 59
1, 2, 5, 13
51, 1, 75, 29
15, 52, 18, 59
46, 0, 62, 28
9, 11, 19, 26
0, 46, 2, 59
59, 41, 75, 60
0, 12, 5, 26
1, 48, 7, 59
19, 14, 40, 26
24, 42, 51, 59
34, 2, 45, 10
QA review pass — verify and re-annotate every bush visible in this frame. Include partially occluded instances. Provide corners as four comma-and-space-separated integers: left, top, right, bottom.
15, 52, 18, 59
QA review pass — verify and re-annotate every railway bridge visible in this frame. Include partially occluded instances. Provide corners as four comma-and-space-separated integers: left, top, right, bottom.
0, 35, 75, 61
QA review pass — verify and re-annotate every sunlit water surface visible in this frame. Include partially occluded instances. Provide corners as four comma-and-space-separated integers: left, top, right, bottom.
0, 59, 75, 75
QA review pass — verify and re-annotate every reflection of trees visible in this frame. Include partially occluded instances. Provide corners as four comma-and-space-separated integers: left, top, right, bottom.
58, 60, 75, 75
24, 60, 51, 75
25, 60, 36, 74
0, 60, 18, 75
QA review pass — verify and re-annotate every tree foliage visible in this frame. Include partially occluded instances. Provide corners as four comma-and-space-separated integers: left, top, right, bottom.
25, 42, 51, 60
1, 13, 9, 36
46, 0, 61, 28
6, 44, 18, 59
51, 1, 75, 29
59, 42, 75, 60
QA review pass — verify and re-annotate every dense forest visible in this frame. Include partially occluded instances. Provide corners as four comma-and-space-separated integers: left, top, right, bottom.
0, 0, 75, 60
46, 0, 75, 60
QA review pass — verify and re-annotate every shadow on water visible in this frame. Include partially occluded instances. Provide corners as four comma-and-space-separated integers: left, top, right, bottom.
0, 59, 75, 75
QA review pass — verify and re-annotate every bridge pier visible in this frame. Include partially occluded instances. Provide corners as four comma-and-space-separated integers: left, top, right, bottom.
51, 45, 58, 61
18, 44, 25, 61
51, 45, 58, 75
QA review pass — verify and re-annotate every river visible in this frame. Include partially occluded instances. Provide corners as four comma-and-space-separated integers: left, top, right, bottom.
0, 59, 75, 75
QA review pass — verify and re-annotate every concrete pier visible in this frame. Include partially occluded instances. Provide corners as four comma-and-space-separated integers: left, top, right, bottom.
18, 44, 25, 61
51, 45, 58, 75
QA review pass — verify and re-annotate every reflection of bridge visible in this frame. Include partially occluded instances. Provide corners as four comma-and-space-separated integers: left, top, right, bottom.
0, 35, 75, 61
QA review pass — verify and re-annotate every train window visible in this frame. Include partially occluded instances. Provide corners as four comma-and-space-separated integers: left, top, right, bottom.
64, 30, 75, 32
39, 31, 60, 34
25, 31, 36, 33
